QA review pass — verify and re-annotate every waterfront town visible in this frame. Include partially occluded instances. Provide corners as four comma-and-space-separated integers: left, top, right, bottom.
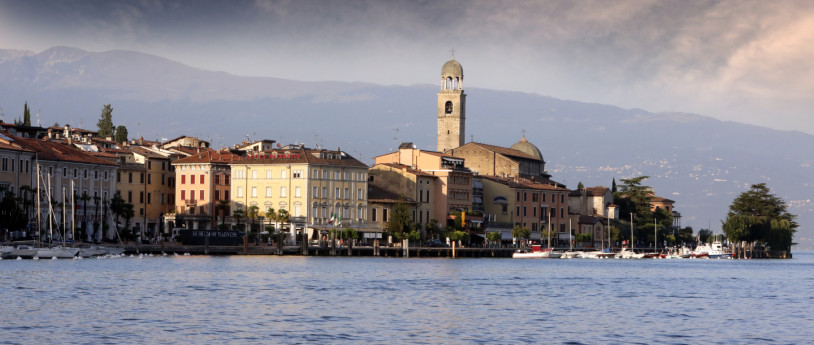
0, 58, 793, 259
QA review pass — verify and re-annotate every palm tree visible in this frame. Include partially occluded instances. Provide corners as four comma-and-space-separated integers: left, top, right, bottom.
247, 205, 259, 233
232, 208, 244, 231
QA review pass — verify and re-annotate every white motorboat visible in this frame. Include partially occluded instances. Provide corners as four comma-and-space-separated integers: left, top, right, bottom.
512, 245, 561, 258
691, 241, 732, 259
616, 247, 645, 259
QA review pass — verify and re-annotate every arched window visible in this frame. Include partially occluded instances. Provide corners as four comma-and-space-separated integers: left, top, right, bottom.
445, 101, 453, 114
452, 77, 458, 89
446, 77, 452, 90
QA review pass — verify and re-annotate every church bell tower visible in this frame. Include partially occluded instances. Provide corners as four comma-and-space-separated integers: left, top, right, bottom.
437, 56, 466, 152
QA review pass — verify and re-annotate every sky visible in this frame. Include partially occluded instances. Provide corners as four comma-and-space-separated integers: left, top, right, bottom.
1, 0, 813, 134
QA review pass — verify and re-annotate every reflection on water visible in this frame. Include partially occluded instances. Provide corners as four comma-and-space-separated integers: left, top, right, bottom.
2, 253, 813, 344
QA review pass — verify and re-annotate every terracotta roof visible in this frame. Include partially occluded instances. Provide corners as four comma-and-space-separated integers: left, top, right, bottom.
651, 195, 675, 203
231, 148, 368, 168
9, 134, 117, 166
0, 132, 35, 153
129, 146, 170, 159
456, 142, 539, 161
480, 175, 568, 191
374, 163, 439, 178
173, 149, 240, 164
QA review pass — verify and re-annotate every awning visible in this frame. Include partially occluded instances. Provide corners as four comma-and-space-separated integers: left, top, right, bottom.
530, 232, 541, 240
493, 196, 508, 205
557, 233, 574, 240
473, 197, 483, 204
501, 231, 513, 240
473, 180, 483, 189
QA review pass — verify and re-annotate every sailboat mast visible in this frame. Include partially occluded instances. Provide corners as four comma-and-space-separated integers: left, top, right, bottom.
71, 180, 75, 243
48, 171, 52, 242
36, 163, 41, 244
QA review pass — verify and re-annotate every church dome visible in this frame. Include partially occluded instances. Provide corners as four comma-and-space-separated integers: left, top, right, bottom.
441, 58, 463, 77
510, 136, 543, 161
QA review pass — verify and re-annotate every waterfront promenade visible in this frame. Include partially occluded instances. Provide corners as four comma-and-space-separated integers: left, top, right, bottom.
122, 243, 516, 258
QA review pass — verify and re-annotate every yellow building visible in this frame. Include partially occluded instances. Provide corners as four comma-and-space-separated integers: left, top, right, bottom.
480, 175, 570, 245
375, 146, 473, 220
368, 162, 439, 227
229, 146, 368, 240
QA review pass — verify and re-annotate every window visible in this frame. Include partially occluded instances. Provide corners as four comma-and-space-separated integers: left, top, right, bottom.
139, 191, 144, 203
266, 170, 272, 179
140, 173, 145, 183
358, 188, 363, 200
161, 174, 165, 185
313, 169, 319, 178
128, 191, 133, 202
561, 194, 565, 203
189, 189, 195, 200
214, 190, 220, 201
74, 168, 78, 178
84, 169, 88, 179
295, 187, 301, 198
516, 206, 520, 217
63, 167, 67, 177
523, 192, 527, 202
190, 175, 195, 184
251, 187, 257, 198
181, 175, 186, 184
252, 170, 257, 179
523, 206, 527, 217
343, 188, 348, 199
225, 190, 230, 201
237, 186, 243, 198
516, 192, 520, 201
147, 193, 152, 204
200, 175, 205, 184
293, 170, 302, 178
313, 187, 318, 198
148, 173, 152, 184
383, 208, 389, 222
117, 172, 121, 182
265, 187, 271, 197
200, 190, 204, 200
281, 170, 287, 179
372, 208, 377, 222
280, 186, 287, 197
322, 187, 327, 198
225, 175, 230, 185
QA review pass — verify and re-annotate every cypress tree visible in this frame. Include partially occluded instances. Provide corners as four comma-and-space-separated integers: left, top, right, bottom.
97, 104, 115, 138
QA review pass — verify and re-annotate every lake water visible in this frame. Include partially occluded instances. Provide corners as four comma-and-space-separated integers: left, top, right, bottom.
2, 253, 813, 344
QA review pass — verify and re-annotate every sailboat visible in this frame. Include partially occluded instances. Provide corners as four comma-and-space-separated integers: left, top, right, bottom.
34, 167, 79, 259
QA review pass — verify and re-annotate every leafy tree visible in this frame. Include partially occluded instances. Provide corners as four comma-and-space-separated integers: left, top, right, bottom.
96, 104, 115, 138
577, 181, 584, 190
722, 183, 797, 252
114, 125, 128, 143
448, 230, 470, 243
698, 229, 713, 243
575, 233, 592, 243
0, 190, 27, 230
511, 225, 530, 240
385, 201, 413, 239
611, 178, 617, 193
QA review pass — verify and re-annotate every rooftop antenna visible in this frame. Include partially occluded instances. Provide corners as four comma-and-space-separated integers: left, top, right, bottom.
36, 109, 41, 126
470, 134, 474, 143
521, 128, 527, 139
314, 134, 319, 149
393, 128, 399, 149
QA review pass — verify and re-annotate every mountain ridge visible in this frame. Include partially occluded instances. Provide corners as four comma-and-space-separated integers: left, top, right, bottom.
1, 46, 812, 248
